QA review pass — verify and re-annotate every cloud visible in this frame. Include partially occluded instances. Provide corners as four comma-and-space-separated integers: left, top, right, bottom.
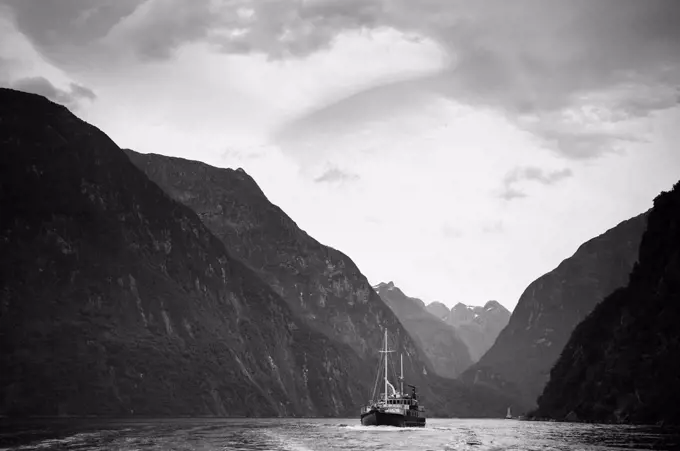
105, 0, 226, 61
6, 1, 679, 101
500, 166, 573, 201
531, 127, 641, 160
3, 0, 679, 160
274, 76, 439, 162
1, 0, 384, 65
499, 188, 527, 202
10, 76, 96, 108
605, 85, 680, 121
221, 147, 265, 162
105, 0, 385, 61
1, 0, 140, 67
271, 0, 680, 160
430, 0, 680, 112
441, 223, 463, 238
314, 167, 359, 183
68, 82, 96, 100
482, 220, 504, 234
508, 83, 680, 159
210, 0, 385, 59
0, 54, 16, 72
509, 167, 573, 186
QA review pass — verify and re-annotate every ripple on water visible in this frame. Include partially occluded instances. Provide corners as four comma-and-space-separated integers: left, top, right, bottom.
1, 418, 679, 451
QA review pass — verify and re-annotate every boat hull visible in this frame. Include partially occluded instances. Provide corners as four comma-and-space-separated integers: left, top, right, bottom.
360, 409, 425, 428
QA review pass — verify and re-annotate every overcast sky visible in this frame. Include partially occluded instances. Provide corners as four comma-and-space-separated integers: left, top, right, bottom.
2, 0, 679, 310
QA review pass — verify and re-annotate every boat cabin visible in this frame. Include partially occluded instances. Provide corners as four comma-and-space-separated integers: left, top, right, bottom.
384, 397, 415, 406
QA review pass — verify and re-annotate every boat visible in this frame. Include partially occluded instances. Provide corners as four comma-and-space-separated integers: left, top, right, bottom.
506, 407, 512, 419
359, 330, 426, 427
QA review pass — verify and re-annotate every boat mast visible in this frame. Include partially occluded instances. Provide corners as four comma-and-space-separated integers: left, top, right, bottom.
400, 353, 404, 396
378, 329, 394, 403
384, 329, 388, 403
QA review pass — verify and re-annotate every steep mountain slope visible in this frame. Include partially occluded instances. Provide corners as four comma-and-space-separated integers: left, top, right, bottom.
125, 149, 526, 416
0, 88, 369, 417
373, 282, 473, 377
124, 149, 430, 380
462, 213, 649, 409
534, 182, 680, 425
425, 301, 511, 361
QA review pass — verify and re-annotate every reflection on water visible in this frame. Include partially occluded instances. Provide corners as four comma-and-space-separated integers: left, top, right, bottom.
1, 418, 678, 451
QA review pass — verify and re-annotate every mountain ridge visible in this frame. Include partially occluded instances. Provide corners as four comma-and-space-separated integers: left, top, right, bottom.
461, 212, 649, 409
425, 299, 510, 362
533, 181, 680, 425
124, 147, 524, 416
372, 281, 473, 377
0, 87, 370, 417
123, 150, 428, 367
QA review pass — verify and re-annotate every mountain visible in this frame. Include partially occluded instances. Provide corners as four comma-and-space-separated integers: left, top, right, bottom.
373, 282, 473, 377
123, 149, 432, 382
426, 301, 450, 320
0, 88, 371, 417
534, 181, 680, 425
124, 148, 523, 416
461, 213, 649, 409
425, 300, 511, 361
0, 87, 523, 418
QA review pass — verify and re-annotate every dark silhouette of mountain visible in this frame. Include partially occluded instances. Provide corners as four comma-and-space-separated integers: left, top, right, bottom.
373, 282, 473, 377
461, 213, 649, 409
0, 88, 372, 417
125, 148, 525, 417
425, 301, 511, 361
534, 181, 680, 425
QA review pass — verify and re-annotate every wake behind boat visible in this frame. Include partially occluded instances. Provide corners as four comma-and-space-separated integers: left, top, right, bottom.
359, 330, 426, 427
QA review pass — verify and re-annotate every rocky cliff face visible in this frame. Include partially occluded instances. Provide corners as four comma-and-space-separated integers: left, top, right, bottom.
425, 301, 510, 362
534, 181, 680, 425
462, 213, 649, 409
0, 88, 368, 417
373, 282, 473, 377
124, 150, 430, 384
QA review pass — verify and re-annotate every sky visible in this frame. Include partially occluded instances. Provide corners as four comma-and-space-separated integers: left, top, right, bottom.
1, 0, 679, 311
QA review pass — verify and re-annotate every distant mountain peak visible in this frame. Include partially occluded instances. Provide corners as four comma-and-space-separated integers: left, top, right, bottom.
426, 301, 450, 321
373, 281, 473, 377
483, 300, 508, 313
425, 300, 511, 362
373, 281, 396, 291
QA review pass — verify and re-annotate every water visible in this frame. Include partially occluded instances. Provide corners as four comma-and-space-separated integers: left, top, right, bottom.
1, 418, 678, 451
